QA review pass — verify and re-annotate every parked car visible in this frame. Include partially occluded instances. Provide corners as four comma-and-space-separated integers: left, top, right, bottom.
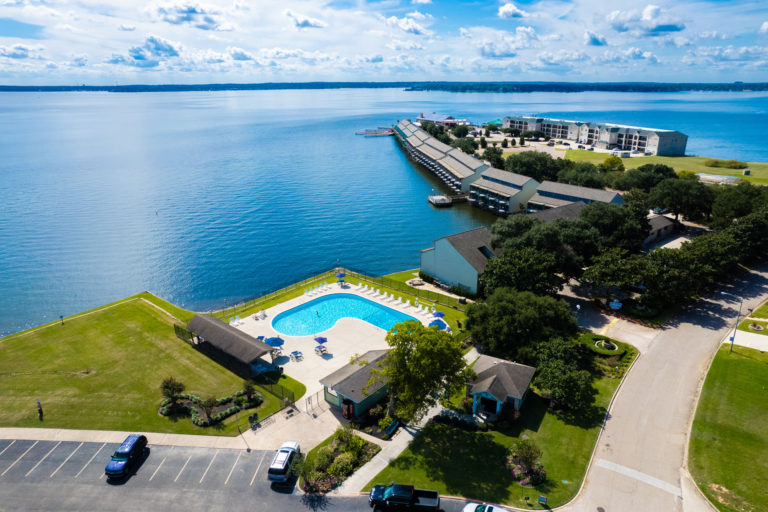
267, 441, 300, 483
546, 140, 555, 146
369, 484, 440, 510
562, 142, 571, 146
577, 144, 585, 149
462, 503, 512, 512
587, 146, 595, 151
104, 434, 147, 479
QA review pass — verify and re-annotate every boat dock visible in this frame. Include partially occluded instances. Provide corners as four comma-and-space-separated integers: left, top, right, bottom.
355, 127, 394, 137
428, 193, 468, 207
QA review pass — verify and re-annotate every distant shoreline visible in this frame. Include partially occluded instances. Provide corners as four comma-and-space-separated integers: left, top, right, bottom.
1, 81, 767, 93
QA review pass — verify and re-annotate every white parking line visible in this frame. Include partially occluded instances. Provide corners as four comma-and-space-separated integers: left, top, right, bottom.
51, 442, 82, 477
149, 449, 171, 482
224, 451, 241, 485
250, 452, 267, 487
174, 455, 192, 483
1, 441, 38, 476
25, 441, 61, 477
74, 443, 105, 479
596, 459, 682, 498
0, 440, 16, 457
199, 450, 218, 484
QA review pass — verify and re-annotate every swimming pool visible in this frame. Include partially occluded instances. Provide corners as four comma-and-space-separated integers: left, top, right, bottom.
272, 293, 417, 336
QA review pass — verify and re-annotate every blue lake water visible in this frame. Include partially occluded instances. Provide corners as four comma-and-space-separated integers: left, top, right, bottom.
271, 293, 416, 336
1, 88, 767, 336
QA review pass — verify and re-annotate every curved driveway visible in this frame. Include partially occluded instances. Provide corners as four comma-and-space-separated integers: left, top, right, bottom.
566, 267, 768, 512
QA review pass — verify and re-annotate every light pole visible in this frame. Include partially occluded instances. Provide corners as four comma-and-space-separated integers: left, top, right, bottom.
721, 291, 743, 353
235, 407, 251, 452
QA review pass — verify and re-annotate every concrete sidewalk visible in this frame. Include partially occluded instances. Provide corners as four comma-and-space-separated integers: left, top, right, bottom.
334, 403, 442, 494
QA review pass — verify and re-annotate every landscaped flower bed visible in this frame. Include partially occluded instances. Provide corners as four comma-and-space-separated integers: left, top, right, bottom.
301, 427, 381, 493
350, 401, 400, 440
159, 390, 263, 427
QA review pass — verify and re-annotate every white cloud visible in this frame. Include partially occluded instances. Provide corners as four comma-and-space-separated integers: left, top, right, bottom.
386, 15, 430, 36
459, 27, 471, 39
386, 39, 425, 51
760, 21, 768, 34
155, 3, 223, 31
584, 30, 607, 46
284, 9, 326, 29
498, 2, 528, 19
412, 0, 431, 4
107, 35, 181, 68
683, 45, 768, 66
406, 11, 430, 21
527, 49, 589, 71
478, 26, 537, 58
698, 31, 725, 40
227, 46, 254, 61
118, 24, 136, 31
603, 47, 659, 64
607, 5, 684, 36
0, 43, 42, 59
69, 54, 87, 67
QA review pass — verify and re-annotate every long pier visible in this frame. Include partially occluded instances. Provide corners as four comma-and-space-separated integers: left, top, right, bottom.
355, 127, 394, 137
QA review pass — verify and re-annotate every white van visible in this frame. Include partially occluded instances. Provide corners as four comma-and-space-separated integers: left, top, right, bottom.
267, 441, 300, 482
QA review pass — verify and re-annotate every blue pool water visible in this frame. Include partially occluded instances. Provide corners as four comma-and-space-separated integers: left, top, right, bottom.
272, 293, 416, 336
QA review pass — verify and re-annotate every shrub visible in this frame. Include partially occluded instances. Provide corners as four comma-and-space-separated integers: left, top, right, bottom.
313, 447, 335, 472
344, 435, 367, 461
458, 396, 474, 415
327, 452, 355, 478
705, 158, 748, 169
368, 403, 385, 419
431, 413, 479, 431
418, 271, 436, 284
378, 416, 395, 431
333, 425, 354, 445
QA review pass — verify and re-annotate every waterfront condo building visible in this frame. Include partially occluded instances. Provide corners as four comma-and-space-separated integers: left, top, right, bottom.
528, 181, 625, 210
502, 116, 688, 156
469, 168, 539, 216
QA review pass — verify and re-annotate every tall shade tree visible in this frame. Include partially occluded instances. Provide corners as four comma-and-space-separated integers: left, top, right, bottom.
370, 321, 472, 421
649, 178, 714, 221
579, 202, 649, 252
710, 181, 767, 229
504, 151, 560, 182
466, 288, 578, 362
581, 248, 647, 294
612, 163, 677, 192
160, 377, 185, 405
480, 247, 565, 297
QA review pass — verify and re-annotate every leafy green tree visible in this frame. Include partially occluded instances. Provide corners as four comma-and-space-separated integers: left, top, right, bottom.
479, 247, 565, 296
452, 125, 469, 138
370, 320, 472, 421
480, 137, 488, 149
711, 181, 765, 229
680, 232, 740, 286
201, 396, 218, 421
678, 170, 699, 180
242, 380, 255, 402
509, 138, 516, 146
640, 248, 699, 308
160, 377, 185, 404
484, 128, 490, 137
466, 288, 578, 361
723, 207, 768, 261
519, 136, 525, 146
557, 160, 606, 189
613, 164, 677, 192
582, 248, 647, 294
501, 138, 508, 148
482, 146, 505, 169
601, 155, 625, 172
536, 361, 595, 411
487, 124, 499, 131
505, 151, 559, 182
451, 137, 478, 155
649, 178, 714, 221
510, 439, 542, 472
579, 202, 649, 252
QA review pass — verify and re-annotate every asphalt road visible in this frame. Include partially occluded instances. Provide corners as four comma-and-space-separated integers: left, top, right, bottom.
0, 439, 470, 512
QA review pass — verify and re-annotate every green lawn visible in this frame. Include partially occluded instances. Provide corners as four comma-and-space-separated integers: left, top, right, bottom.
689, 345, 768, 512
737, 318, 768, 336
384, 269, 421, 285
566, 150, 768, 185
365, 374, 623, 508
748, 302, 768, 319
0, 295, 285, 436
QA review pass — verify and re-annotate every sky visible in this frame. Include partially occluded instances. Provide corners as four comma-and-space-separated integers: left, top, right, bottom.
0, 0, 766, 84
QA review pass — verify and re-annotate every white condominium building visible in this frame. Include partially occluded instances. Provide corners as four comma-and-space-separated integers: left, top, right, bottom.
502, 116, 688, 156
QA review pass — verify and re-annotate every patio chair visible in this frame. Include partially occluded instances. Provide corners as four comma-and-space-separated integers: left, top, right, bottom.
259, 310, 267, 320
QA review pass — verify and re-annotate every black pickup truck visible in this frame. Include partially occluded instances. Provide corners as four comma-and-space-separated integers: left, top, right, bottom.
369, 484, 440, 511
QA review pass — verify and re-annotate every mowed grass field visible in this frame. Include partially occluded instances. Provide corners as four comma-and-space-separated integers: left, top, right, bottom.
689, 345, 768, 512
365, 375, 622, 509
566, 150, 768, 184
0, 295, 280, 436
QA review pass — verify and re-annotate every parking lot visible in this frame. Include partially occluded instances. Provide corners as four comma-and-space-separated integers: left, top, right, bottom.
0, 438, 469, 511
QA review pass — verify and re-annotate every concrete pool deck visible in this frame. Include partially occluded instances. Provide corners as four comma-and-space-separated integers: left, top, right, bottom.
235, 284, 437, 412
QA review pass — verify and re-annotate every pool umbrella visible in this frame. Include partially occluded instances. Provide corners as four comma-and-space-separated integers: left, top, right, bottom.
265, 337, 284, 347
432, 311, 445, 318
335, 273, 346, 278
429, 319, 447, 330
314, 336, 328, 344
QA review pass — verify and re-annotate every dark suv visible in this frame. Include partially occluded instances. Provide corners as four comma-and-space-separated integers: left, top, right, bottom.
104, 434, 147, 479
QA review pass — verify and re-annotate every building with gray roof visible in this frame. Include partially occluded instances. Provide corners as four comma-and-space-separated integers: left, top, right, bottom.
469, 354, 536, 414
528, 181, 624, 210
502, 115, 687, 156
420, 226, 498, 294
187, 314, 274, 378
469, 167, 539, 216
320, 349, 389, 419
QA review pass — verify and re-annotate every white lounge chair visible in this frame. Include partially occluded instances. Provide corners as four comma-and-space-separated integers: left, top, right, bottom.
258, 310, 267, 320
